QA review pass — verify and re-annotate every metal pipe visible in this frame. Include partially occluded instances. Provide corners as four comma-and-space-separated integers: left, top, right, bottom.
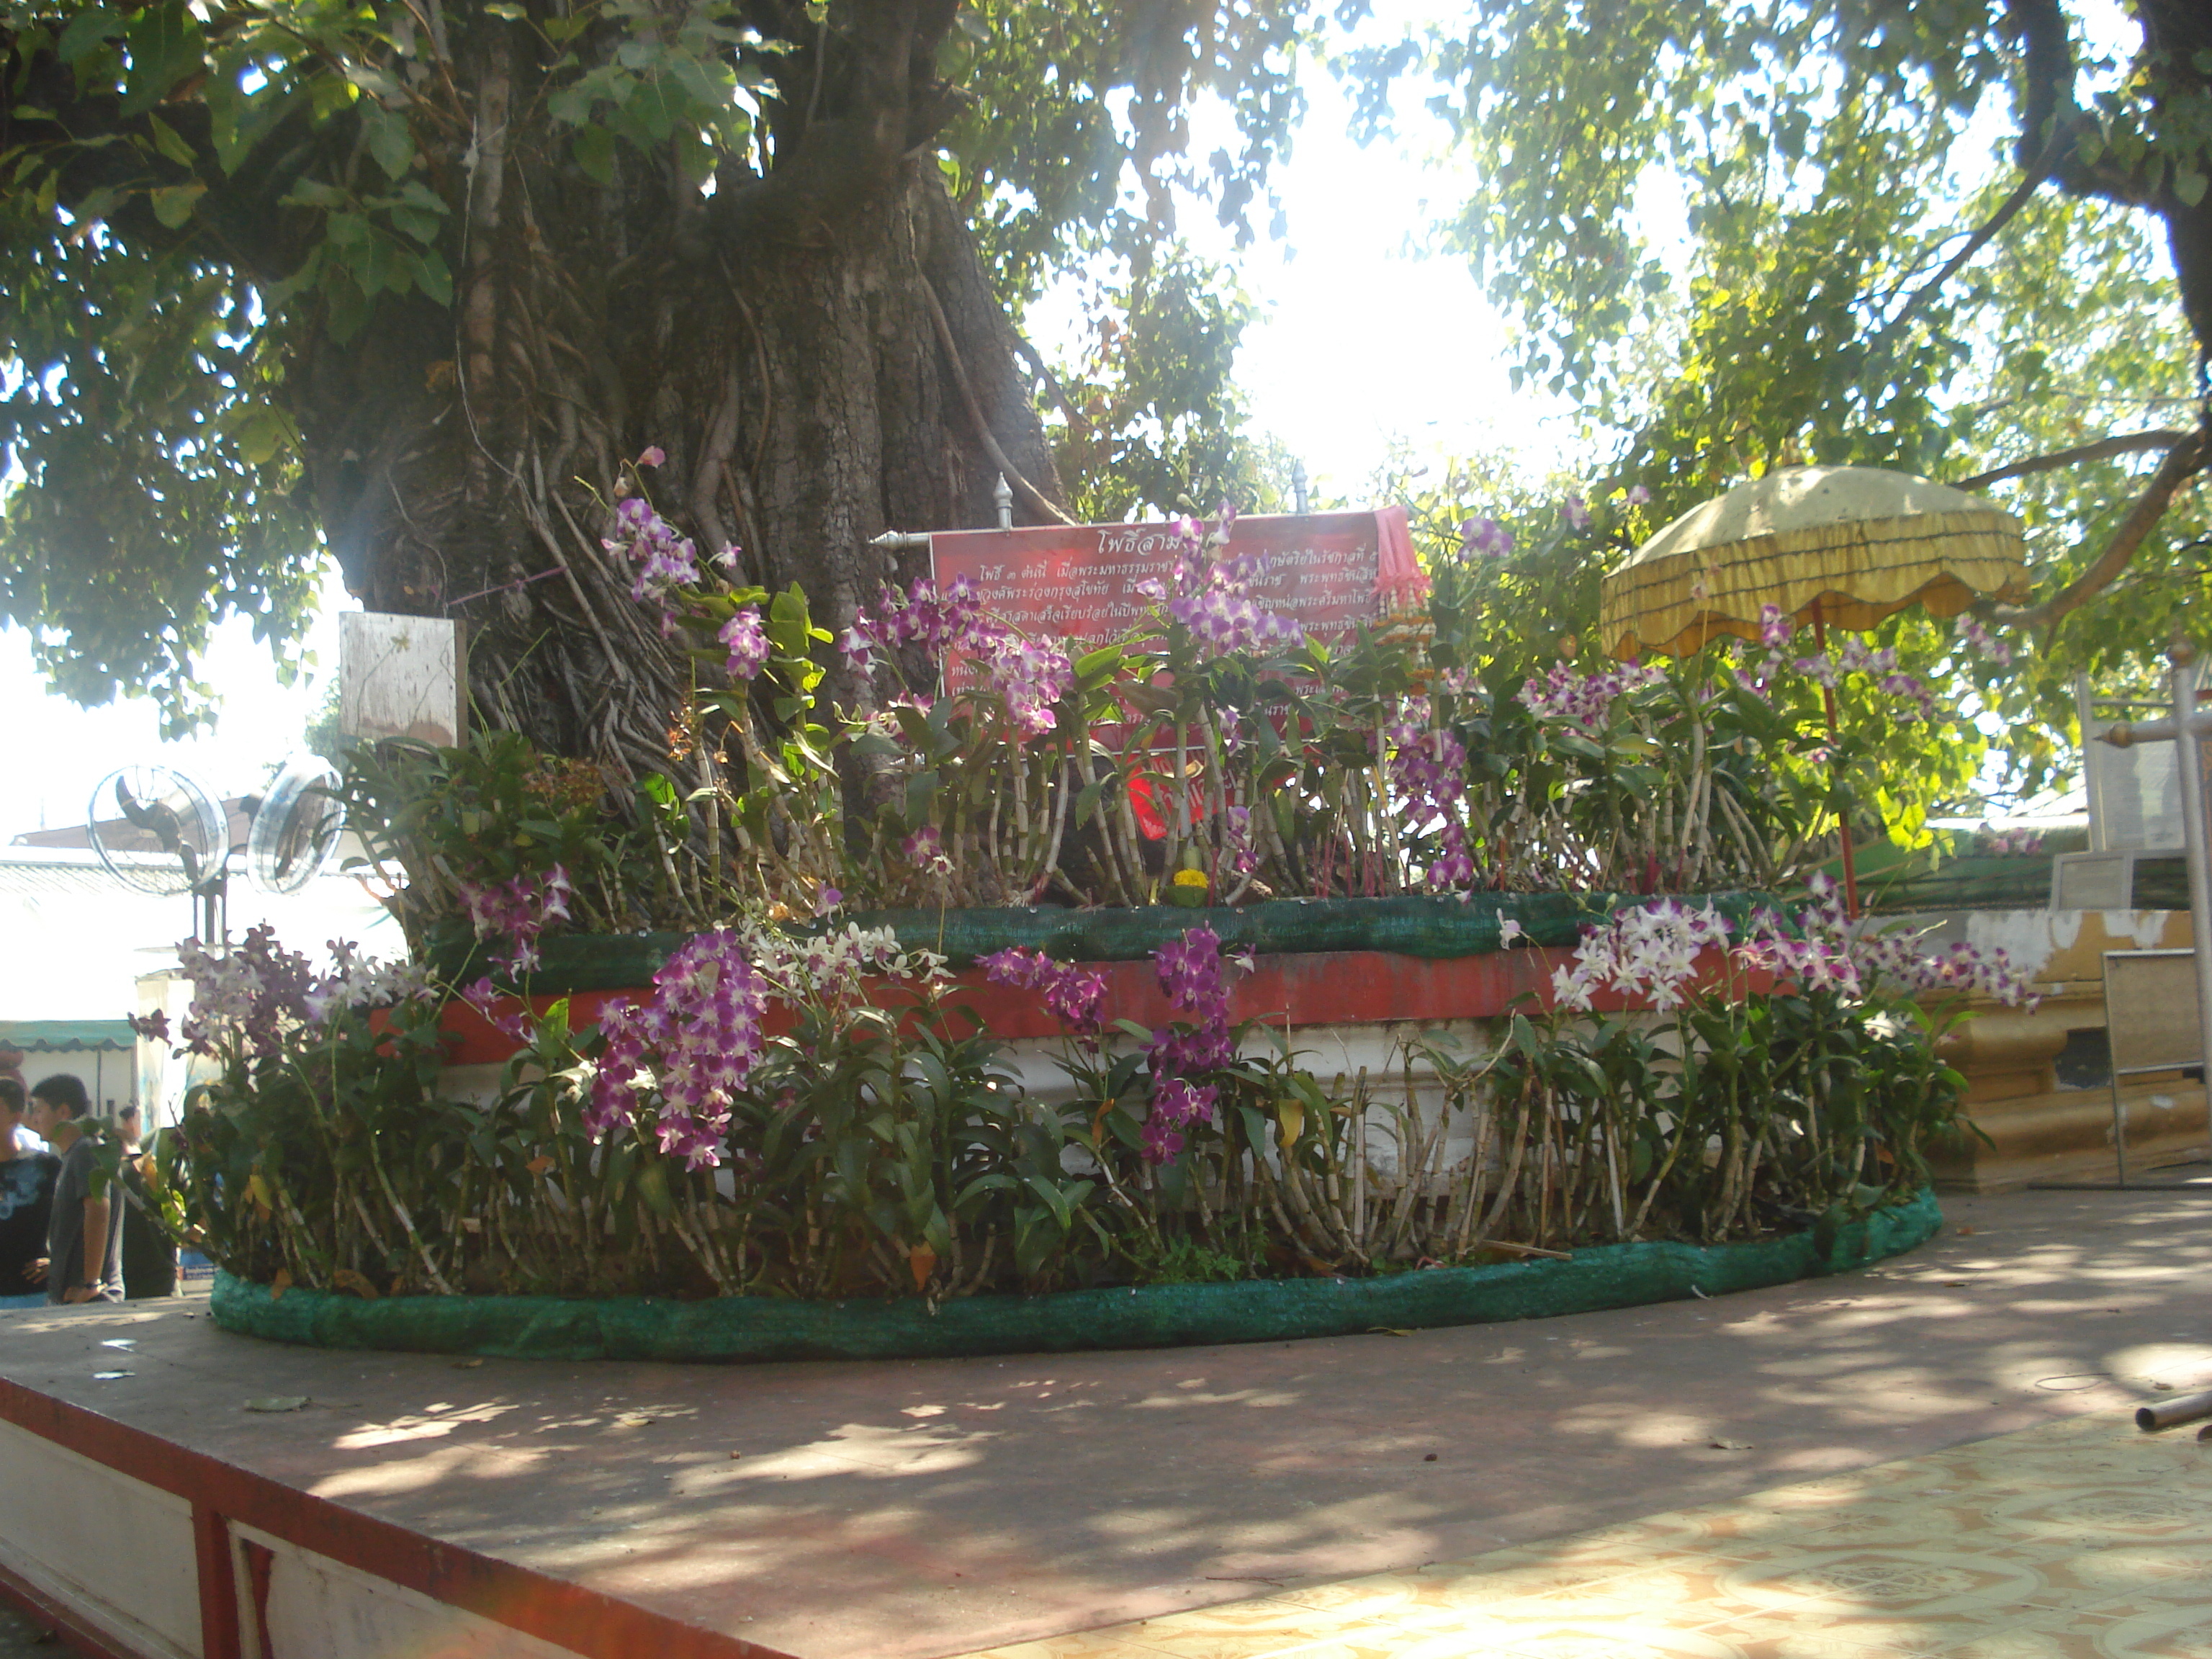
1292, 459, 1310, 515
1811, 604, 1858, 918
993, 473, 1014, 531
2136, 1387, 2212, 1431
2169, 644, 2212, 1131
2103, 709, 2212, 747
868, 531, 932, 551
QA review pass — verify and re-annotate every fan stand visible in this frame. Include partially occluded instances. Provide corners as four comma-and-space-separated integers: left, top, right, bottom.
195, 875, 228, 948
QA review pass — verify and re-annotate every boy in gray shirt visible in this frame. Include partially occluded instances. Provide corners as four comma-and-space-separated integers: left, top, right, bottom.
27, 1075, 123, 1304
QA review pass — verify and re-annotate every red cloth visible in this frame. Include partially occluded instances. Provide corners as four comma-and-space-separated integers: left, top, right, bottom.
1375, 505, 1428, 609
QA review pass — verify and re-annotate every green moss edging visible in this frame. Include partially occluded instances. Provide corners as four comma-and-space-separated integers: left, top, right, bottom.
433, 891, 1785, 991
209, 1190, 1938, 1364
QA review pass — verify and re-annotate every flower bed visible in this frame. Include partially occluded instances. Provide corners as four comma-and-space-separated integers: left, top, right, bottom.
141, 881, 2021, 1338
132, 499, 2026, 1345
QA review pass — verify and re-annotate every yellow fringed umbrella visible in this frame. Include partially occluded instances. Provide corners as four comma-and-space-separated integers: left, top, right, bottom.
1600, 465, 2028, 660
1599, 465, 2030, 912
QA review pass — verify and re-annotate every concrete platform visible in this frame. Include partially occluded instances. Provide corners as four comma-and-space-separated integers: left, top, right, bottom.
3, 1189, 2210, 1659
963, 1410, 2212, 1655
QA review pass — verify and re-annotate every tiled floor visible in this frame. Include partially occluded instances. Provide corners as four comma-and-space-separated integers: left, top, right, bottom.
961, 1412, 2212, 1658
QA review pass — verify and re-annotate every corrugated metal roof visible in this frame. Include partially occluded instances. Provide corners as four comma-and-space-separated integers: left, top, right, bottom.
0, 850, 364, 898
0, 858, 139, 898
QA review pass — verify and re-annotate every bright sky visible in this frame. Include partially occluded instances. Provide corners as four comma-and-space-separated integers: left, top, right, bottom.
0, 576, 352, 841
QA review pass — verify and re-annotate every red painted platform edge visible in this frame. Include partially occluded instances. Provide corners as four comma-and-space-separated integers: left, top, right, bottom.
0, 1375, 798, 1659
0, 1557, 139, 1659
437, 945, 1779, 1067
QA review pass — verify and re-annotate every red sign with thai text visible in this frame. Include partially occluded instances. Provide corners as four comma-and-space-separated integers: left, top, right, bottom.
928, 511, 1393, 643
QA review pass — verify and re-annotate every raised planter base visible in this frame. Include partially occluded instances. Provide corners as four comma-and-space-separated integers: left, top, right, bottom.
209, 1189, 1940, 1363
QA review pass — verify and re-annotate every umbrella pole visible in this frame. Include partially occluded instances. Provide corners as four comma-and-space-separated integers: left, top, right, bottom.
1811, 606, 1860, 918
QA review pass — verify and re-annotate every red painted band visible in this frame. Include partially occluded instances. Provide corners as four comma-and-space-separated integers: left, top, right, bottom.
0, 1378, 796, 1659
436, 945, 1778, 1067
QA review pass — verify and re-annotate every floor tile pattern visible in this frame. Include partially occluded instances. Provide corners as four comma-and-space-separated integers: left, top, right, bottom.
959, 1413, 2212, 1658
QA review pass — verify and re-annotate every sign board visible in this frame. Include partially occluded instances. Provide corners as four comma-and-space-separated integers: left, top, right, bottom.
339, 613, 466, 747
2082, 670, 2212, 852
928, 511, 1402, 644
2103, 948, 2203, 1076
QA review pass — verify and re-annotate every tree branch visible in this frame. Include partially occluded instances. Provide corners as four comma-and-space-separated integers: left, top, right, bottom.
1881, 114, 2077, 336
2005, 0, 2152, 207
1951, 428, 2196, 492
711, 2, 961, 245
916, 267, 1075, 527
1979, 426, 2208, 630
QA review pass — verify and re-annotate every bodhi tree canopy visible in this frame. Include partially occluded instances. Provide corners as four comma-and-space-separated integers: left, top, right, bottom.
4, 0, 2211, 807
1351, 0, 2211, 794
0, 0, 1310, 765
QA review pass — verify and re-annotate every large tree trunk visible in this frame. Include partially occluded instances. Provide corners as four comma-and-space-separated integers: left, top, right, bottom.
296, 147, 1057, 783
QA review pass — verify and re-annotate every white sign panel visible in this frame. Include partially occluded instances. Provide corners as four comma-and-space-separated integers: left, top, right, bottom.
339, 613, 466, 747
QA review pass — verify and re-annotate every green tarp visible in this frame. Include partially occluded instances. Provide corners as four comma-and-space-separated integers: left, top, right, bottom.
210, 1189, 1939, 1364
443, 891, 1782, 993
0, 1018, 136, 1053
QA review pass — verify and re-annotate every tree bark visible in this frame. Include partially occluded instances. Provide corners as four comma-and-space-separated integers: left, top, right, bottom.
290, 121, 1061, 785
2, 5, 1065, 783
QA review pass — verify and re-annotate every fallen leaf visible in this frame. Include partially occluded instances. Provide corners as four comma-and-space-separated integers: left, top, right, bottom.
269, 1268, 293, 1301
1957, 1225, 1976, 1235
1369, 1326, 1416, 1337
92, 1370, 134, 1381
908, 1242, 938, 1290
332, 1268, 382, 1300
1709, 1438, 1753, 1451
2153, 1381, 2175, 1391
244, 1396, 310, 1413
615, 1414, 657, 1429
454, 1358, 485, 1370
526, 1156, 554, 1175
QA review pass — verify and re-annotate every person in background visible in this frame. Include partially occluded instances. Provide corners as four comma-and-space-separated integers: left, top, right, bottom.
0, 1079, 60, 1308
3, 1072, 46, 1157
114, 1105, 177, 1300
25, 1074, 124, 1305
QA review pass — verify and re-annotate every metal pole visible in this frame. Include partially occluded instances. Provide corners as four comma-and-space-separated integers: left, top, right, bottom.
2167, 644, 2212, 1120
1292, 459, 1310, 515
992, 474, 1014, 531
1810, 603, 1859, 918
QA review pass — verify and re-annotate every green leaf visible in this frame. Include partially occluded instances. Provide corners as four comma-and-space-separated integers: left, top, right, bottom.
57, 6, 123, 68
572, 124, 617, 185
149, 179, 205, 228
120, 2, 206, 120
634, 1159, 675, 1218
144, 113, 198, 168
361, 103, 415, 181
407, 248, 454, 306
